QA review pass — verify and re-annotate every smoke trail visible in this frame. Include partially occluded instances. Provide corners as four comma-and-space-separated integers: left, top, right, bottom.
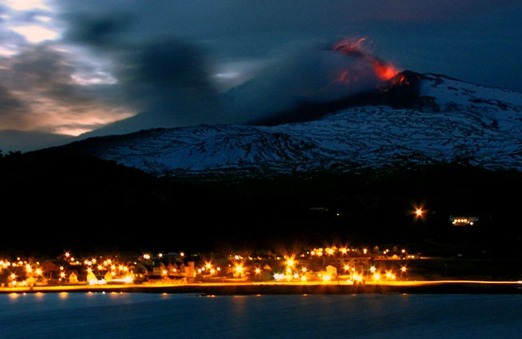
219, 37, 400, 124
83, 36, 400, 137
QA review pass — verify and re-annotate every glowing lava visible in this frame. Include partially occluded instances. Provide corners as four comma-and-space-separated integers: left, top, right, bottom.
373, 60, 399, 80
333, 37, 399, 81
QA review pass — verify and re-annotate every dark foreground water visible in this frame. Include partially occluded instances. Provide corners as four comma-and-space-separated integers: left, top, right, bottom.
1, 292, 521, 338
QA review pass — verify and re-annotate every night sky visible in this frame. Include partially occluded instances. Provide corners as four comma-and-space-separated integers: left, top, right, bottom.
1, 1, 521, 151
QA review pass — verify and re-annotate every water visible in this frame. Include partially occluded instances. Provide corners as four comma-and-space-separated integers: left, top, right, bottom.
0, 292, 521, 338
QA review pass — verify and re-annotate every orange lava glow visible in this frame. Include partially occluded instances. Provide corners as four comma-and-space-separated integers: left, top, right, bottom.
333, 37, 400, 82
373, 60, 399, 80
333, 37, 367, 55
391, 74, 409, 85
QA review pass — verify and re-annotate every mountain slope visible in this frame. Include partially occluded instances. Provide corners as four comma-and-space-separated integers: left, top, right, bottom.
56, 71, 521, 178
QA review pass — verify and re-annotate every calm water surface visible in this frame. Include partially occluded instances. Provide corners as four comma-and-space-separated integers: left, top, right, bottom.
1, 292, 521, 338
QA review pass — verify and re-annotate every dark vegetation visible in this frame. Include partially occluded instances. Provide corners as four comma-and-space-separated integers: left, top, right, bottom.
0, 148, 520, 259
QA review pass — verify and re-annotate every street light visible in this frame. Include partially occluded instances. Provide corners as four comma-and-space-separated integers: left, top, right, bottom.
412, 204, 427, 221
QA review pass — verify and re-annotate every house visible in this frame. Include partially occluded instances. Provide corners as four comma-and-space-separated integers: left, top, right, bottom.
449, 215, 479, 226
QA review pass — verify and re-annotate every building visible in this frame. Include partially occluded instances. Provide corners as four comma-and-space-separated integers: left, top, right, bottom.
449, 215, 479, 226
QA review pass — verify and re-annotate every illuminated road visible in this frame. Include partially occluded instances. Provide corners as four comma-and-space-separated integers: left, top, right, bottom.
1, 279, 520, 295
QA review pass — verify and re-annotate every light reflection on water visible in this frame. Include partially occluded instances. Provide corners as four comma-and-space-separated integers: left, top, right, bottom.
0, 292, 521, 338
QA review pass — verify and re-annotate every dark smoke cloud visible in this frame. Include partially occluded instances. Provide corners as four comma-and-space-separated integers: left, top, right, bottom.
82, 37, 392, 137
0, 83, 29, 125
64, 13, 134, 50
84, 37, 223, 137
219, 40, 385, 124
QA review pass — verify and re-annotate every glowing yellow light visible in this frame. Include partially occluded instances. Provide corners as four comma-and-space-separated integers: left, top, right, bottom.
322, 274, 332, 282
273, 273, 285, 281
385, 271, 396, 280
352, 273, 363, 282
234, 264, 244, 275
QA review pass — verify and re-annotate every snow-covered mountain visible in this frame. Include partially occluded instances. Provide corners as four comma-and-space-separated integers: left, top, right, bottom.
59, 70, 522, 178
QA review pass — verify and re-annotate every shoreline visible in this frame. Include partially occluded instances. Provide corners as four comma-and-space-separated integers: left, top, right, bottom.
1, 280, 521, 295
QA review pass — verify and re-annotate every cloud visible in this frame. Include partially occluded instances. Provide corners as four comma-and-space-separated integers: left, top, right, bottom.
81, 36, 399, 138
0, 45, 132, 134
80, 37, 227, 137
0, 83, 31, 128
64, 13, 134, 50
219, 39, 390, 124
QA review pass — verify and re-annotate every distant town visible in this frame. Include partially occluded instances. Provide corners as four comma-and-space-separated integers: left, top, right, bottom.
1, 244, 416, 288
1, 236, 520, 294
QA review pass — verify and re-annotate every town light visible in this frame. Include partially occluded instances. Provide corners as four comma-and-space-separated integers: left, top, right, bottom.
412, 204, 427, 220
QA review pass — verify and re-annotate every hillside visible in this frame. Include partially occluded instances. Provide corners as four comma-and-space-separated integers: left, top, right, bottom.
1, 151, 520, 257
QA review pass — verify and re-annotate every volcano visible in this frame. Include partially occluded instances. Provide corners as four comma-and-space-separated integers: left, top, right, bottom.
51, 70, 521, 179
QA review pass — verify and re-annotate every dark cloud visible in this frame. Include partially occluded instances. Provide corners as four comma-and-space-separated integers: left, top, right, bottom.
11, 45, 72, 83
125, 38, 215, 92
0, 44, 131, 134
82, 37, 395, 137
64, 13, 134, 49
219, 40, 386, 124
0, 83, 29, 122
118, 38, 221, 120
82, 37, 223, 137
9, 46, 94, 104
